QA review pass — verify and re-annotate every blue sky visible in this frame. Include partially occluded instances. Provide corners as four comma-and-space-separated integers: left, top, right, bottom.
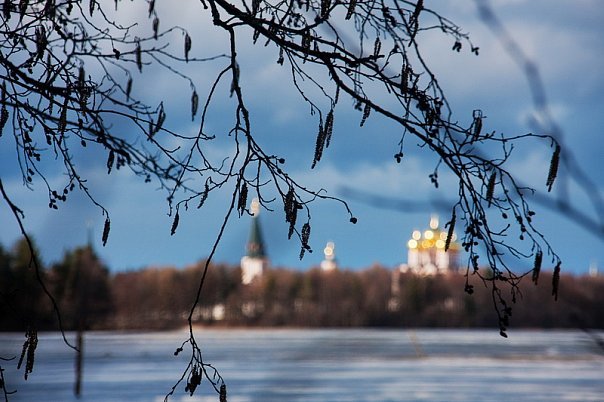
1, 0, 603, 276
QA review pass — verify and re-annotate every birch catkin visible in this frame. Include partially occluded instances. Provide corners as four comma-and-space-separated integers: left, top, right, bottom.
546, 144, 560, 192
486, 171, 496, 207
532, 250, 542, 285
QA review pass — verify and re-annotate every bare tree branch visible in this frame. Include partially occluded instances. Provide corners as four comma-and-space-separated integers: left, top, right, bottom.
1, 0, 585, 399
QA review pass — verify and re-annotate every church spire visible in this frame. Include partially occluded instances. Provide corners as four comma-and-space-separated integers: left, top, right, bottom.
246, 198, 266, 258
241, 198, 269, 284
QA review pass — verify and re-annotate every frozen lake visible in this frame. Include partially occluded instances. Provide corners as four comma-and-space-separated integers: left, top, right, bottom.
1, 329, 603, 401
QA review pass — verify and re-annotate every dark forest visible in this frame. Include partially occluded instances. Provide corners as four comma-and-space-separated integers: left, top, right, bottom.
2, 239, 602, 332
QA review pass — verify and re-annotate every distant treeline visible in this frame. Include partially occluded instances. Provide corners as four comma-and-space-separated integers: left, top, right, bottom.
1, 238, 603, 331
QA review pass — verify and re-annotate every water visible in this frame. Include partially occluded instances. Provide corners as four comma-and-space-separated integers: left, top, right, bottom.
0, 329, 602, 401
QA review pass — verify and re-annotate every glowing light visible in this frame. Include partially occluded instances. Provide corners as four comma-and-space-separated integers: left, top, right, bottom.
440, 232, 447, 240
430, 215, 439, 230
251, 198, 260, 216
424, 230, 434, 240
324, 241, 335, 257
412, 230, 421, 240
408, 239, 418, 249
436, 239, 445, 249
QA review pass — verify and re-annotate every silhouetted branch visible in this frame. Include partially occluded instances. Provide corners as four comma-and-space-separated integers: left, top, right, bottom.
0, 180, 76, 355
476, 0, 604, 238
0, 0, 581, 399
0, 358, 17, 401
341, 185, 604, 241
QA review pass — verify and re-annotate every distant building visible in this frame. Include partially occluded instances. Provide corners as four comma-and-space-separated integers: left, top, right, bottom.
240, 199, 269, 284
589, 261, 599, 277
400, 215, 460, 275
321, 241, 337, 271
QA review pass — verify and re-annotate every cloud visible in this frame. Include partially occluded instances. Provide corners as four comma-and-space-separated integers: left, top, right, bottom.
417, 1, 604, 104
507, 148, 551, 188
290, 156, 458, 203
519, 102, 571, 128
2, 0, 602, 273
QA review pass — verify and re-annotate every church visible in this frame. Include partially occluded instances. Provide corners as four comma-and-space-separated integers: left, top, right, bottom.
240, 198, 269, 285
399, 215, 460, 275
240, 205, 459, 283
240, 198, 340, 284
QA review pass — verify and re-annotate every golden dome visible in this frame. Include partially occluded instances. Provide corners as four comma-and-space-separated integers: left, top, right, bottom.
407, 215, 459, 251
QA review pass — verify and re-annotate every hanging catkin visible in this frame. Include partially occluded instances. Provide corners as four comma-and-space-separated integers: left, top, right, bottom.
546, 144, 560, 192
